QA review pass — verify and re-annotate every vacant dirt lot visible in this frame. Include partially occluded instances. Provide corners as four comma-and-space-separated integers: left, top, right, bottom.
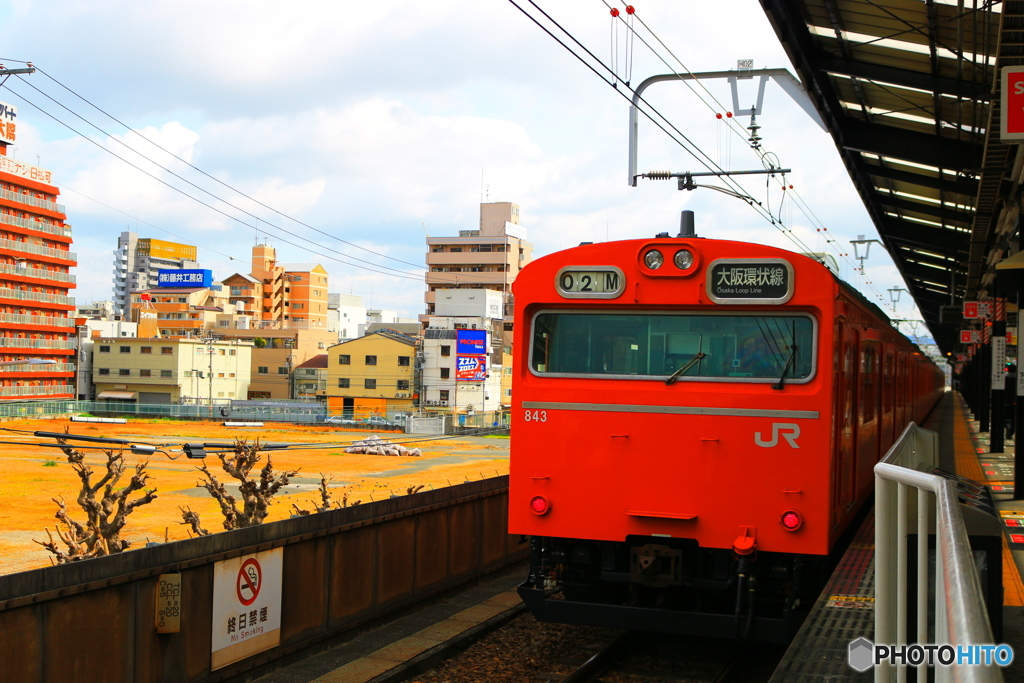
0, 417, 510, 576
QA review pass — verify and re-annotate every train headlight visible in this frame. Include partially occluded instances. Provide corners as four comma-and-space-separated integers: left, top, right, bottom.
673, 249, 694, 270
780, 510, 803, 531
643, 249, 664, 269
530, 495, 552, 515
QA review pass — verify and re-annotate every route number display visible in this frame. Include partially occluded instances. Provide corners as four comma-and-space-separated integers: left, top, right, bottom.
555, 267, 625, 299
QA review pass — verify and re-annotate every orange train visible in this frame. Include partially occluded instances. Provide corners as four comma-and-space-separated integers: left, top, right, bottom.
509, 230, 944, 641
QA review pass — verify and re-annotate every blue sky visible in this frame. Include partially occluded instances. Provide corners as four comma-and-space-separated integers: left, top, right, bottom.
0, 0, 926, 328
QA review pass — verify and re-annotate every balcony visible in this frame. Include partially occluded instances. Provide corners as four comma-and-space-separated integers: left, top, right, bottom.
0, 238, 77, 263
0, 363, 76, 373
0, 338, 76, 350
0, 313, 74, 327
0, 188, 65, 214
0, 384, 74, 397
0, 288, 75, 306
0, 213, 72, 239
0, 262, 75, 284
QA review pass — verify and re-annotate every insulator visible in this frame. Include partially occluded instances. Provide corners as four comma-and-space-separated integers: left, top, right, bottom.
646, 170, 672, 180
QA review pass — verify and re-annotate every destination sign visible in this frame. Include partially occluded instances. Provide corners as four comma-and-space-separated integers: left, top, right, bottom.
706, 259, 794, 304
555, 266, 625, 299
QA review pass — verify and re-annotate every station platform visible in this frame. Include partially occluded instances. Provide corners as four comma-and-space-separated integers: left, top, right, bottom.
770, 391, 1024, 681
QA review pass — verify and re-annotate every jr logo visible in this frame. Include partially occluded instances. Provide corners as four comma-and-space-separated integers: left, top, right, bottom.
754, 423, 801, 448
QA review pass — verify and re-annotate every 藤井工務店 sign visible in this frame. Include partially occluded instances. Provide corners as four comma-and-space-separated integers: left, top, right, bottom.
210, 548, 283, 670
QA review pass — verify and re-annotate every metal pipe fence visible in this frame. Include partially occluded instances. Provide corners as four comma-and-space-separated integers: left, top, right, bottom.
874, 423, 1002, 683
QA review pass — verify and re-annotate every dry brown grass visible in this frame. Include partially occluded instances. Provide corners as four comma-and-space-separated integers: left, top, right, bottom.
0, 417, 509, 575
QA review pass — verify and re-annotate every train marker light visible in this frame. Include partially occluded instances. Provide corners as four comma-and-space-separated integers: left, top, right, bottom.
673, 249, 694, 270
530, 495, 551, 515
781, 510, 803, 531
643, 249, 664, 269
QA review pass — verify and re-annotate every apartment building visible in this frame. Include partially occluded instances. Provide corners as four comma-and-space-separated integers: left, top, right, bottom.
212, 327, 338, 399
92, 337, 252, 405
326, 331, 417, 419
421, 311, 503, 415
0, 105, 78, 401
73, 318, 139, 400
113, 232, 199, 316
328, 293, 366, 339
223, 245, 329, 331
293, 354, 328, 401
423, 202, 533, 322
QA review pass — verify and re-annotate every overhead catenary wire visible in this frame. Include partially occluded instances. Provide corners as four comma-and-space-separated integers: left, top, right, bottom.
3, 80, 428, 282
27, 67, 429, 273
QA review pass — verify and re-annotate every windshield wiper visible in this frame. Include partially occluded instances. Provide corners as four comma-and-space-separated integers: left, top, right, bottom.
666, 352, 706, 385
772, 344, 797, 390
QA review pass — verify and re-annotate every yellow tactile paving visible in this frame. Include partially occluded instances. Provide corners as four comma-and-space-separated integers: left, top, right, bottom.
953, 394, 1024, 607
1001, 536, 1024, 607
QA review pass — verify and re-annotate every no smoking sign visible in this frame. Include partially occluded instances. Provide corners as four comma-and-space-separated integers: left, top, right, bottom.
236, 558, 262, 606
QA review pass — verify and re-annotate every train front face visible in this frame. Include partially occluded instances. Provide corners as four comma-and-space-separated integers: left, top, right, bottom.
509, 237, 839, 641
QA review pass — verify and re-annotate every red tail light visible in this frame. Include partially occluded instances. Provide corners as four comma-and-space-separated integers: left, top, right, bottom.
781, 510, 802, 531
530, 495, 551, 515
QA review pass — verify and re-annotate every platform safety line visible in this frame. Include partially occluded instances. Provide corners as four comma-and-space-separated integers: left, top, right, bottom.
953, 394, 987, 482
1002, 536, 1024, 607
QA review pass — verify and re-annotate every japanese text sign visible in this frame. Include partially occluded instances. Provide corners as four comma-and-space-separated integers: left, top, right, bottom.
211, 548, 283, 670
455, 355, 487, 381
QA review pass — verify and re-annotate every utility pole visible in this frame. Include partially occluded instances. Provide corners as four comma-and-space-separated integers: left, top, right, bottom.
207, 336, 214, 418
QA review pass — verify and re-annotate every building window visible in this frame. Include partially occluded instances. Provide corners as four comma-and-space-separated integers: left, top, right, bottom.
397, 380, 410, 391
140, 369, 151, 377
229, 373, 235, 378
140, 346, 152, 354
398, 356, 410, 366
161, 370, 172, 378
364, 379, 376, 389
119, 368, 130, 376
257, 366, 268, 374
440, 390, 450, 401
338, 378, 350, 388
229, 349, 236, 355
98, 368, 110, 375
217, 373, 224, 378
120, 346, 131, 353
440, 368, 450, 379
98, 345, 110, 353
161, 347, 173, 354
278, 367, 289, 374
441, 345, 450, 357
338, 354, 350, 365
365, 355, 377, 365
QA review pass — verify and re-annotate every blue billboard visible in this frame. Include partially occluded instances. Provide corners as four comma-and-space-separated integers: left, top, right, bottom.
456, 329, 487, 355
156, 269, 213, 287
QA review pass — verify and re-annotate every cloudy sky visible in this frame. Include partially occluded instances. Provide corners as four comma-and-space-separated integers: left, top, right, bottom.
0, 0, 927, 334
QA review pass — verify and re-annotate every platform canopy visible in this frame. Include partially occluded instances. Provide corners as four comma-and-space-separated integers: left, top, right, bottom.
760, 0, 1024, 354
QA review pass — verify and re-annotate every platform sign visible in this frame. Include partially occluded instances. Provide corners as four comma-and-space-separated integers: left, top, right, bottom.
962, 301, 992, 320
991, 336, 1007, 389
211, 548, 283, 670
961, 330, 982, 344
1002, 66, 1024, 141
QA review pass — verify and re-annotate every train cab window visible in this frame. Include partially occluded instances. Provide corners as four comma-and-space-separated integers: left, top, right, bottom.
531, 311, 815, 383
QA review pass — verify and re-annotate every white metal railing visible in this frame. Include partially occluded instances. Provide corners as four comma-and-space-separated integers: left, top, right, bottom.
875, 423, 1003, 683
0, 262, 76, 284
0, 288, 75, 306
0, 363, 75, 373
0, 338, 76, 349
0, 238, 76, 262
0, 313, 75, 327
0, 187, 65, 213
0, 212, 72, 238
0, 384, 74, 397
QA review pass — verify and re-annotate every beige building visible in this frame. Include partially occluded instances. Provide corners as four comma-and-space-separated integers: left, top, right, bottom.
326, 332, 417, 419
129, 285, 239, 337
212, 327, 338, 399
294, 354, 328, 401
92, 337, 253, 405
424, 202, 533, 323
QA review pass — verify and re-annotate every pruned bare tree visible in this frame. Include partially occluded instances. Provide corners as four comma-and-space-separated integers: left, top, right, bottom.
34, 432, 157, 563
291, 473, 361, 516
178, 505, 210, 537
190, 439, 298, 530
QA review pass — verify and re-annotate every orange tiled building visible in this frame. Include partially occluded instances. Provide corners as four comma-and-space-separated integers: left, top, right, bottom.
0, 104, 77, 400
